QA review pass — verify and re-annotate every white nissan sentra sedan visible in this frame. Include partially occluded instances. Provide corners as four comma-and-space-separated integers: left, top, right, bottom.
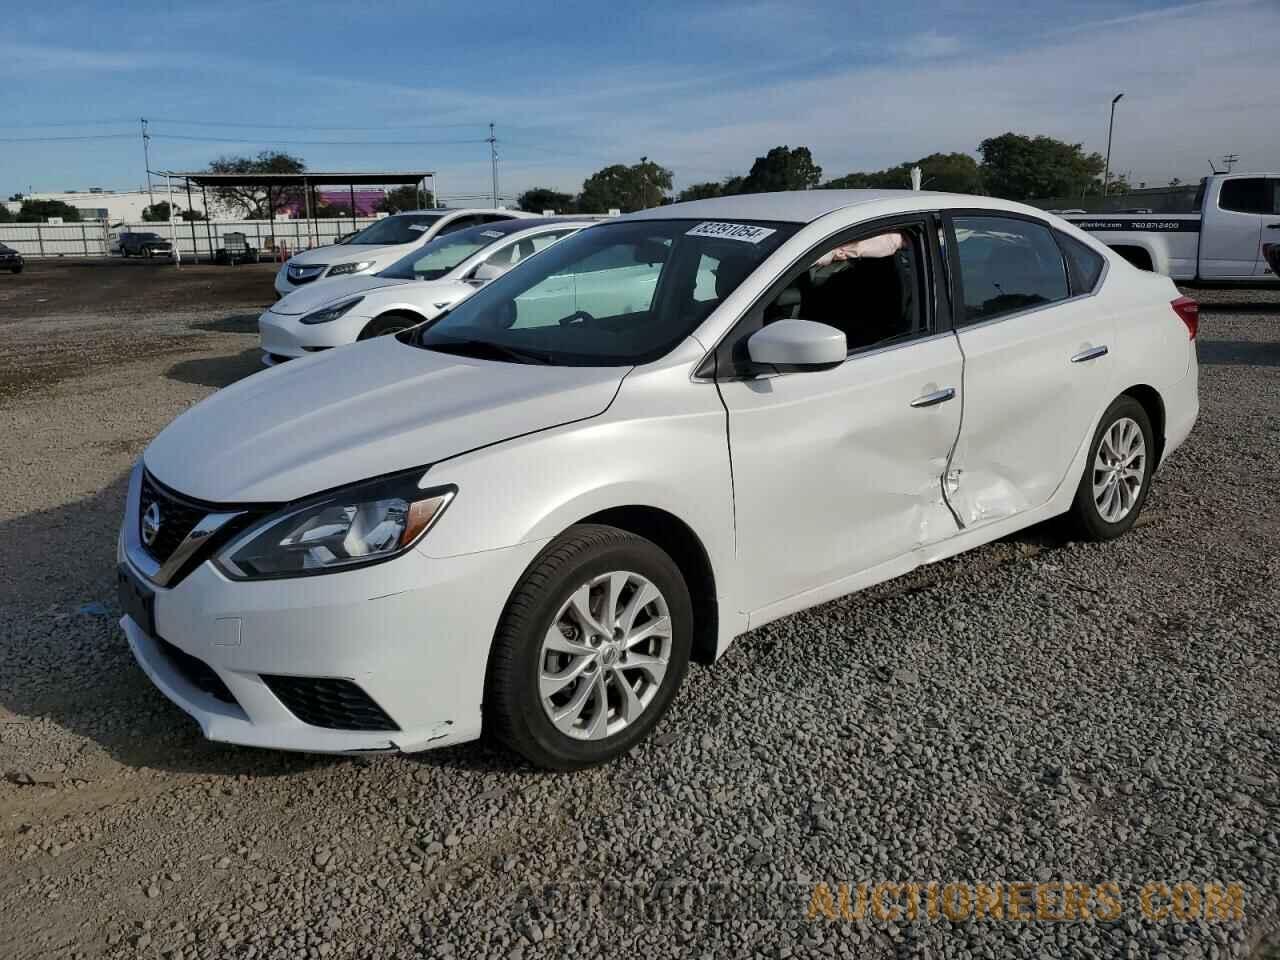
273, 208, 532, 297
259, 218, 597, 365
119, 190, 1198, 769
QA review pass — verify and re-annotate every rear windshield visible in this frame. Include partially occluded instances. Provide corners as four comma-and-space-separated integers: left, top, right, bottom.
410, 218, 799, 366
346, 214, 443, 245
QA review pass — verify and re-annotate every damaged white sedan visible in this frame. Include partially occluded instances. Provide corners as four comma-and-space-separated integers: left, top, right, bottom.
118, 191, 1198, 769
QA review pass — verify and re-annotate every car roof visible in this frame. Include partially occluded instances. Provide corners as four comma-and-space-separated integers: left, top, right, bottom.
623, 189, 991, 225
392, 208, 529, 217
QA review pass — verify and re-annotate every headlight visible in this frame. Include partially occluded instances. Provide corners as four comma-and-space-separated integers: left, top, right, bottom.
215, 472, 455, 580
299, 296, 364, 325
327, 260, 375, 277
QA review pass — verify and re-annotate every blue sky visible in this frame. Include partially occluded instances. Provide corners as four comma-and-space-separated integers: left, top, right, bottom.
1, 0, 1276, 201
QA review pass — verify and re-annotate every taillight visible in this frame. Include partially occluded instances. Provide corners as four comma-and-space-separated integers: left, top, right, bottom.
1171, 296, 1198, 340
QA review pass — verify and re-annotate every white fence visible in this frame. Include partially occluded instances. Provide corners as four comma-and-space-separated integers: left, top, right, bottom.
0, 216, 384, 261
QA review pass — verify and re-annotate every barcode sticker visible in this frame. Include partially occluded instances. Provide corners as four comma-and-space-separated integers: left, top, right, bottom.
686, 221, 777, 244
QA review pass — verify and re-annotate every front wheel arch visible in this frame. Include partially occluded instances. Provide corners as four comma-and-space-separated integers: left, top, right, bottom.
356, 310, 427, 341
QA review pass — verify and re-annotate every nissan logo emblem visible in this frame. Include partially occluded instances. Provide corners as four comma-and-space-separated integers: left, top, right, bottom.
141, 502, 162, 547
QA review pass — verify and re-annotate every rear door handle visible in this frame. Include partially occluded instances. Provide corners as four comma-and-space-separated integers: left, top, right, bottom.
1071, 345, 1109, 363
910, 387, 956, 408
1266, 223, 1280, 229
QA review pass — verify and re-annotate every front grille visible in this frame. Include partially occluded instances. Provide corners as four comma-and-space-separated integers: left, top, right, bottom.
156, 637, 237, 704
287, 265, 326, 285
261, 676, 400, 732
139, 472, 205, 566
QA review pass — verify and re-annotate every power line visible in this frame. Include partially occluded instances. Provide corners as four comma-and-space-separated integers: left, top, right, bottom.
0, 133, 136, 143
150, 133, 490, 147
144, 117, 489, 132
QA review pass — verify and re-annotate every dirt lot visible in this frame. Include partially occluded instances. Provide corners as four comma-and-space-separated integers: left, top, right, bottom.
0, 258, 1277, 959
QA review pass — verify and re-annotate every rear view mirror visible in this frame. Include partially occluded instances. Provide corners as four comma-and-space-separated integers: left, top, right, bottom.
471, 261, 509, 283
634, 240, 669, 265
747, 319, 846, 368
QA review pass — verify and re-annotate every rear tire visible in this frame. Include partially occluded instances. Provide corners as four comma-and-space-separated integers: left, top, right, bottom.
357, 313, 420, 340
485, 524, 692, 770
1068, 395, 1154, 541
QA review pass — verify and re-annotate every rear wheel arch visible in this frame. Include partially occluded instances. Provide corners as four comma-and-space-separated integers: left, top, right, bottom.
1111, 245, 1155, 271
572, 506, 719, 666
1119, 384, 1166, 468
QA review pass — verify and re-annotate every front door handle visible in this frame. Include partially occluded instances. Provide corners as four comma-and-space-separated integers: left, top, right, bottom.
910, 387, 956, 408
1071, 345, 1109, 363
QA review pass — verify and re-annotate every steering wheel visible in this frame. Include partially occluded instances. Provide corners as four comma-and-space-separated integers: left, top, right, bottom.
559, 310, 595, 327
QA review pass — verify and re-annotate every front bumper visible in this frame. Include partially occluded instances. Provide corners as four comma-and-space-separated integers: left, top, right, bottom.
118, 465, 545, 753
258, 306, 372, 362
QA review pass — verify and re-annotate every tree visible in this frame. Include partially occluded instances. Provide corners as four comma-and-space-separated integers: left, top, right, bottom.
17, 199, 81, 222
737, 146, 822, 194
578, 160, 673, 213
206, 151, 306, 219
0, 205, 12, 223
142, 201, 173, 222
180, 208, 206, 222
677, 181, 725, 202
377, 184, 433, 214
1168, 177, 1183, 187
824, 152, 982, 194
977, 133, 1104, 202
517, 187, 576, 213
313, 203, 352, 219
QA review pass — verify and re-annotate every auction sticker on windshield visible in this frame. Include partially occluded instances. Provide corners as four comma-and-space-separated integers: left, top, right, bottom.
480, 230, 504, 239
686, 222, 777, 244
408, 224, 432, 232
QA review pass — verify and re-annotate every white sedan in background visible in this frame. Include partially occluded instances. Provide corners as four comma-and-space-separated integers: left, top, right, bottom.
120, 190, 1198, 769
259, 218, 596, 365
273, 208, 532, 297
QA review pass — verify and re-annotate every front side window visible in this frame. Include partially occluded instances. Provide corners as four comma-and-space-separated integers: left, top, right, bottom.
1219, 178, 1271, 215
347, 214, 443, 245
953, 216, 1069, 323
759, 227, 928, 355
411, 219, 798, 365
484, 229, 577, 270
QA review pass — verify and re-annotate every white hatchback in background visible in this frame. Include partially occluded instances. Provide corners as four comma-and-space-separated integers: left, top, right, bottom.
120, 191, 1198, 770
259, 218, 597, 365
273, 208, 532, 297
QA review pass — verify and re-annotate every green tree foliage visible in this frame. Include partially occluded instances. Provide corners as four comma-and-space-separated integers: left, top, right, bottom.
978, 133, 1105, 202
207, 151, 306, 219
517, 187, 576, 213
180, 208, 207, 221
142, 202, 172, 222
17, 199, 82, 222
825, 152, 982, 193
377, 184, 433, 213
736, 146, 822, 194
0, 205, 12, 223
677, 181, 725, 202
578, 160, 673, 213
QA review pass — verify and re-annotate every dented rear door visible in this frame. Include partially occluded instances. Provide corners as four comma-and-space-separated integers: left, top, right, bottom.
943, 214, 1115, 529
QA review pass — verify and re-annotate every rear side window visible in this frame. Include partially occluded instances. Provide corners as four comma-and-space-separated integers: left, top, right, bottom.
1219, 178, 1271, 215
953, 216, 1069, 323
1056, 232, 1106, 294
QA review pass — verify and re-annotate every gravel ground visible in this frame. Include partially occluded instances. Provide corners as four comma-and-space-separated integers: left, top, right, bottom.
0, 261, 1277, 959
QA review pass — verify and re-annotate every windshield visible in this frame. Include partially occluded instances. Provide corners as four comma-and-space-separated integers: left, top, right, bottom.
345, 214, 443, 246
378, 223, 522, 281
411, 218, 798, 366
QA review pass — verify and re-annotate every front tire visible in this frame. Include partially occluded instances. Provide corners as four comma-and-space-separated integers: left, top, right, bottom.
357, 313, 419, 340
485, 524, 692, 770
1068, 395, 1154, 541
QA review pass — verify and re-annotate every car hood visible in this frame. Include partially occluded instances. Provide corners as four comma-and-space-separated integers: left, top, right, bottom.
143, 336, 625, 503
271, 274, 416, 315
286, 242, 410, 267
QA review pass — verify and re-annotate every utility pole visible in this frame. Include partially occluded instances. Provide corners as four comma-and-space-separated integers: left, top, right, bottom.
141, 118, 154, 207
487, 123, 499, 207
1102, 93, 1123, 197
640, 156, 649, 209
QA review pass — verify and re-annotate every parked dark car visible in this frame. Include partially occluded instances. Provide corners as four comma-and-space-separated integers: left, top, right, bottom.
118, 232, 173, 258
0, 242, 22, 273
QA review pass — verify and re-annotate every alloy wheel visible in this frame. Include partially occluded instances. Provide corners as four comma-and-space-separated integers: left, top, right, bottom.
1092, 416, 1146, 523
538, 571, 672, 741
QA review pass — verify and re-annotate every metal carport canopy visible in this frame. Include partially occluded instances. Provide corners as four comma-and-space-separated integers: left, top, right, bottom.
172, 171, 433, 187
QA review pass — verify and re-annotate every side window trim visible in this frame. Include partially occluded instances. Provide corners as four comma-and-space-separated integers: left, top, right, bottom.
1053, 230, 1110, 298
941, 209, 1084, 329
703, 213, 939, 380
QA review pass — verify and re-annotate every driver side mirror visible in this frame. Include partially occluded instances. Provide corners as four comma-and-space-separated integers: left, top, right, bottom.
471, 261, 509, 284
747, 319, 846, 369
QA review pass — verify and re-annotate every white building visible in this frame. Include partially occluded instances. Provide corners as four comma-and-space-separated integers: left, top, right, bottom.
2, 187, 229, 223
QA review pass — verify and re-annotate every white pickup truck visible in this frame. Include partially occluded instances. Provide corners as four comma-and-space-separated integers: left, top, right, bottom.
1064, 173, 1279, 283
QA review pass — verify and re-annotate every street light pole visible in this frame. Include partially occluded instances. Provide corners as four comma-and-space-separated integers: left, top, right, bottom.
1103, 93, 1124, 197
